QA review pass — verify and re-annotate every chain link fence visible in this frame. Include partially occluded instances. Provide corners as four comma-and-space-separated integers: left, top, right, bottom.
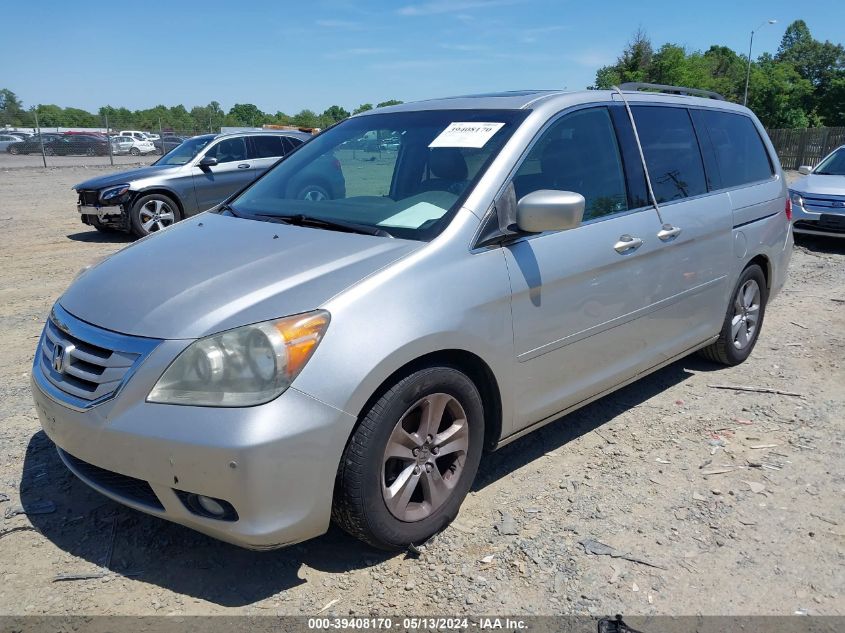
0, 109, 213, 169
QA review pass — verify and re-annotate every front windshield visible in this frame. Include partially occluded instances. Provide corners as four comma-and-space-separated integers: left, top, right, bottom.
155, 135, 213, 166
226, 109, 528, 240
814, 148, 845, 176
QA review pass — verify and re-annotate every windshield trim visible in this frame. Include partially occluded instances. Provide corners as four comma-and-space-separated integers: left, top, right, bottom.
220, 109, 531, 242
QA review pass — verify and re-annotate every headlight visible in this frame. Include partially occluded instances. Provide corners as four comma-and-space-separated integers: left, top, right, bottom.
100, 184, 130, 202
789, 190, 804, 208
147, 310, 330, 407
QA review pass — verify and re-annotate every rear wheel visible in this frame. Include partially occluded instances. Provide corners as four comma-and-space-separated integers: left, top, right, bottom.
699, 264, 767, 366
296, 183, 331, 201
333, 366, 484, 550
86, 147, 96, 157
44, 147, 55, 156
8, 145, 19, 155
129, 194, 181, 237
129, 147, 140, 156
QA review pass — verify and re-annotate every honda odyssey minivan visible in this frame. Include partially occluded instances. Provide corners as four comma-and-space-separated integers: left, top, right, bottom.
32, 85, 792, 550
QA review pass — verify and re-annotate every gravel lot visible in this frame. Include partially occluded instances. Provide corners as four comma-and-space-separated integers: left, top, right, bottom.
0, 165, 842, 616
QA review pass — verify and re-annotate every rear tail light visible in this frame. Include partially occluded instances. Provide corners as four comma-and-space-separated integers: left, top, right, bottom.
785, 197, 792, 221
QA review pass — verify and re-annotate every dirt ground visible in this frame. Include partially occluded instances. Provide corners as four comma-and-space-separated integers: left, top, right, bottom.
0, 165, 842, 617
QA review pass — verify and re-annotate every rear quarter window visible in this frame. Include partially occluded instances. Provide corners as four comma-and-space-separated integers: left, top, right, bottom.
697, 110, 773, 188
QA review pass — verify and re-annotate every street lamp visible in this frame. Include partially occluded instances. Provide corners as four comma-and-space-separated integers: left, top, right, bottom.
743, 19, 777, 106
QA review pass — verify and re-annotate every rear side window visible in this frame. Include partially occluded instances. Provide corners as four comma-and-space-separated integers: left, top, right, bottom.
251, 135, 285, 159
698, 110, 773, 188
631, 106, 707, 203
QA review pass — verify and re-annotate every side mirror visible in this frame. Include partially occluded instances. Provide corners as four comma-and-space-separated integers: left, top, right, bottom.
798, 165, 812, 175
199, 155, 218, 168
516, 190, 585, 234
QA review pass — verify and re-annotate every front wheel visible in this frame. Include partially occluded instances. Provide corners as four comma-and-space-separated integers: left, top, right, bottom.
129, 194, 181, 237
8, 146, 19, 155
129, 147, 140, 156
44, 147, 55, 156
333, 366, 484, 550
699, 264, 768, 366
296, 183, 331, 201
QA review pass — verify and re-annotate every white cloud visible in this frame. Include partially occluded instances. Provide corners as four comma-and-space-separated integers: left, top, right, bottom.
397, 0, 516, 17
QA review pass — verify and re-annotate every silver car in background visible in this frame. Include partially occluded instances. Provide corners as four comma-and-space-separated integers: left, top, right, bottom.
73, 130, 316, 236
790, 145, 845, 237
32, 86, 792, 550
0, 133, 24, 152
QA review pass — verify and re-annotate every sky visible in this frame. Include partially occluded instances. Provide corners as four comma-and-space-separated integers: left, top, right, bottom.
2, 0, 844, 115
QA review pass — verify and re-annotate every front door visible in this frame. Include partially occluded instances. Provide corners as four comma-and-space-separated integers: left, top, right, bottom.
505, 106, 668, 430
191, 136, 255, 212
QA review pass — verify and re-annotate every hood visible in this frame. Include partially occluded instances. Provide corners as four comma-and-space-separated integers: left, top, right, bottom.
59, 213, 422, 339
73, 164, 184, 191
791, 174, 845, 197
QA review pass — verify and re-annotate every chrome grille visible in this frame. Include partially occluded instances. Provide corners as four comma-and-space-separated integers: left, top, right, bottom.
36, 304, 160, 408
802, 193, 845, 214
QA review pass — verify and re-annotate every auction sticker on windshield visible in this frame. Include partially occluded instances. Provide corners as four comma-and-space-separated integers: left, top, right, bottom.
429, 122, 505, 148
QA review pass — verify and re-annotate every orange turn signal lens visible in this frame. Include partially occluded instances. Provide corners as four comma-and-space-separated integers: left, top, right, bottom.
273, 310, 331, 378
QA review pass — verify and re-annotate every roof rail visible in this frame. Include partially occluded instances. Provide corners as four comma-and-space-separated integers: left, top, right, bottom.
619, 82, 725, 101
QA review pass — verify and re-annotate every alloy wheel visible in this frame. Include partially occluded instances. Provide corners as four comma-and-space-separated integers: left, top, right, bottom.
138, 199, 176, 233
381, 393, 469, 522
731, 279, 761, 349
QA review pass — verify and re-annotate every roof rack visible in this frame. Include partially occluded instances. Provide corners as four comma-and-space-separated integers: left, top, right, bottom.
619, 82, 725, 101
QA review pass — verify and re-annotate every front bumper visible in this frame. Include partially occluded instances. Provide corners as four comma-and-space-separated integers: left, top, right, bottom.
32, 349, 356, 549
791, 198, 845, 238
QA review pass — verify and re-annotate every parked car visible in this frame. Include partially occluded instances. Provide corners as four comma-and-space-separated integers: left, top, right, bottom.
789, 145, 845, 237
43, 135, 110, 156
32, 85, 792, 551
119, 130, 154, 142
0, 134, 24, 152
6, 133, 62, 154
113, 134, 156, 156
110, 136, 135, 155
73, 130, 324, 236
153, 135, 187, 154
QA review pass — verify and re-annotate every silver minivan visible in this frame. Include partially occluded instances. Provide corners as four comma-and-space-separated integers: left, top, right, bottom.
32, 85, 792, 550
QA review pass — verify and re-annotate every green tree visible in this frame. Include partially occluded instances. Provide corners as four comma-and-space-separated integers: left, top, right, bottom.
376, 99, 403, 108
321, 105, 350, 124
226, 103, 266, 127
0, 88, 24, 125
292, 109, 319, 128
353, 103, 373, 114
594, 28, 654, 88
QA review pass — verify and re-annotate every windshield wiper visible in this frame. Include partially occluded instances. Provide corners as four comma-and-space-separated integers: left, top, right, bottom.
216, 202, 241, 217
253, 213, 393, 238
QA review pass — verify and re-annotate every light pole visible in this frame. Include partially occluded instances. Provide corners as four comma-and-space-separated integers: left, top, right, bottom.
743, 19, 777, 106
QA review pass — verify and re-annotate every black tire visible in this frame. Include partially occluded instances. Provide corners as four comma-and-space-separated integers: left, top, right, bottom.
44, 147, 55, 156
296, 183, 331, 201
8, 145, 19, 155
333, 366, 484, 550
86, 147, 96, 157
129, 147, 140, 156
699, 264, 768, 366
129, 193, 181, 237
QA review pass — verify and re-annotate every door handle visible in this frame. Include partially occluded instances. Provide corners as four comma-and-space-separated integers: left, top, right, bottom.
614, 234, 643, 254
237, 163, 250, 169
657, 224, 682, 241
